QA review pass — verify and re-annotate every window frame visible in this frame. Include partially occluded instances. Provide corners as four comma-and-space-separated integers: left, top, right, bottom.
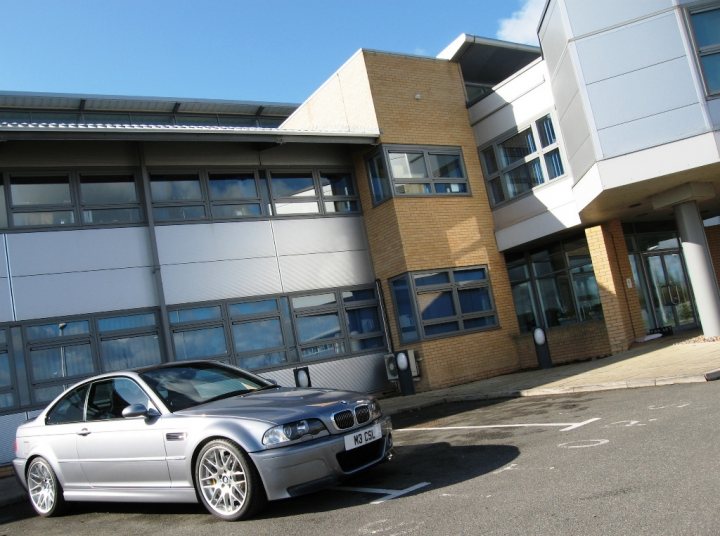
0, 326, 17, 411
366, 145, 471, 205
479, 113, 566, 207
686, 2, 720, 97
390, 266, 499, 343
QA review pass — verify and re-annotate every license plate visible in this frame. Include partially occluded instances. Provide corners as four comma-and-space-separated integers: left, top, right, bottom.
344, 423, 382, 451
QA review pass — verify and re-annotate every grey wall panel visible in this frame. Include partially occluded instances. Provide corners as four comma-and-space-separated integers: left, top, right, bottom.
8, 228, 152, 277
261, 353, 391, 394
260, 144, 354, 167
156, 221, 276, 265
0, 278, 13, 322
0, 412, 31, 464
587, 57, 699, 131
540, 0, 569, 75
558, 92, 592, 163
13, 267, 157, 320
576, 13, 685, 85
564, 0, 672, 37
273, 217, 369, 256
162, 257, 282, 305
569, 135, 598, 185
551, 51, 581, 119
0, 141, 138, 168
280, 250, 375, 293
597, 103, 707, 158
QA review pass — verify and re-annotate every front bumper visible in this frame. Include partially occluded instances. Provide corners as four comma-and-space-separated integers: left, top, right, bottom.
250, 416, 392, 501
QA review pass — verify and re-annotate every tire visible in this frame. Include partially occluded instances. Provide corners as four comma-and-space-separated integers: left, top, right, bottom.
26, 457, 66, 517
195, 439, 266, 521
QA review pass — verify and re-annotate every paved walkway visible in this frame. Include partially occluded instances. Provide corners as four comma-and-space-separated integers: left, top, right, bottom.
2, 331, 719, 508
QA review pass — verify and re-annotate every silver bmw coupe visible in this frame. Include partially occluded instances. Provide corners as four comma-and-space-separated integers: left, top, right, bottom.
13, 360, 393, 521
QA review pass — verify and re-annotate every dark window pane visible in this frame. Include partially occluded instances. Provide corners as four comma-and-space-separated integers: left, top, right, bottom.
342, 289, 375, 303
229, 299, 278, 317
46, 385, 89, 425
13, 211, 75, 227
349, 337, 384, 352
297, 313, 341, 343
347, 307, 380, 334
499, 129, 536, 167
464, 316, 497, 329
11, 177, 71, 206
434, 183, 467, 194
324, 201, 360, 213
80, 175, 138, 204
300, 341, 345, 361
488, 177, 505, 205
233, 319, 284, 352
531, 246, 565, 276
211, 204, 262, 218
512, 281, 538, 332
507, 262, 529, 283
502, 159, 543, 198
428, 153, 463, 178
392, 277, 419, 343
30, 344, 93, 381
394, 183, 432, 195
545, 149, 564, 180
240, 352, 287, 370
0, 330, 5, 345
320, 173, 355, 196
388, 152, 426, 179
208, 174, 257, 200
98, 313, 156, 332
368, 153, 392, 203
101, 334, 162, 371
424, 322, 459, 336
0, 352, 11, 388
536, 115, 557, 147
418, 291, 455, 320
271, 173, 315, 198
292, 293, 336, 309
83, 208, 142, 225
691, 8, 720, 48
414, 272, 450, 287
153, 205, 206, 222
0, 392, 14, 409
150, 175, 202, 202
459, 288, 492, 314
169, 306, 222, 324
174, 327, 227, 360
27, 321, 90, 341
455, 268, 487, 283
481, 147, 498, 175
537, 275, 577, 327
699, 53, 720, 93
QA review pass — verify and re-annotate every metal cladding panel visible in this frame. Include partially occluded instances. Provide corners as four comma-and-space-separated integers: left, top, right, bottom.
540, 0, 569, 76
155, 221, 275, 265
0, 412, 30, 464
162, 257, 282, 305
7, 228, 152, 277
273, 217, 369, 256
279, 250, 375, 293
564, 0, 673, 37
260, 353, 391, 394
0, 278, 13, 322
0, 235, 7, 279
13, 267, 156, 321
576, 13, 685, 85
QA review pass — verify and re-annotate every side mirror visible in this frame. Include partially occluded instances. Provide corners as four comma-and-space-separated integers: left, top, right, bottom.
122, 404, 161, 419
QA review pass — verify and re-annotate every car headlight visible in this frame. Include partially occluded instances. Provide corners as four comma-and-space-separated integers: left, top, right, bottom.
369, 400, 382, 421
262, 418, 328, 446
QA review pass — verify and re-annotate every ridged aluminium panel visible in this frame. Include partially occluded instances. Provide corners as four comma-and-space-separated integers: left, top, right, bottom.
272, 217, 369, 256
162, 257, 282, 305
0, 412, 31, 464
260, 353, 391, 394
7, 228, 152, 276
564, 0, 672, 37
155, 221, 276, 265
279, 250, 375, 293
13, 267, 157, 321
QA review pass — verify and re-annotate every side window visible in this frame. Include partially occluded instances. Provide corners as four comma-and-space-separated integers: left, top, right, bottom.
46, 384, 89, 425
87, 378, 151, 421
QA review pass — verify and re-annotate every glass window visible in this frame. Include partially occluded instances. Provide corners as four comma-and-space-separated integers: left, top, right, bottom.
499, 129, 536, 167
82, 207, 142, 225
10, 176, 72, 206
30, 344, 94, 381
428, 153, 463, 178
153, 205, 206, 222
46, 384, 89, 425
481, 147, 499, 175
271, 173, 316, 198
418, 291, 455, 320
169, 306, 222, 324
391, 277, 419, 343
80, 175, 138, 204
0, 352, 11, 389
12, 211, 75, 227
389, 152, 427, 179
320, 173, 355, 197
347, 307, 381, 335
536, 115, 557, 147
208, 173, 257, 200
211, 204, 262, 218
690, 7, 720, 94
27, 321, 90, 341
174, 327, 227, 360
229, 299, 278, 317
150, 174, 203, 202
233, 319, 284, 352
86, 378, 151, 421
98, 313, 156, 332
101, 334, 162, 371
367, 152, 392, 204
292, 293, 336, 309
414, 272, 450, 287
296, 313, 342, 343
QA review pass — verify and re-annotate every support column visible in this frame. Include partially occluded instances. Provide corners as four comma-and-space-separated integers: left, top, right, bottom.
585, 220, 645, 354
674, 201, 720, 336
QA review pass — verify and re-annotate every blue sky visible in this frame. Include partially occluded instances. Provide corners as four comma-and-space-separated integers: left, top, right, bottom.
0, 0, 544, 104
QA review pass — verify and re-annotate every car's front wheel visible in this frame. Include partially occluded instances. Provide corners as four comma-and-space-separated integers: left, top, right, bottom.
26, 457, 66, 517
195, 439, 266, 521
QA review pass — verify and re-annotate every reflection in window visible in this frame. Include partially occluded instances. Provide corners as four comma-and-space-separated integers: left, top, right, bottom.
174, 327, 227, 360
101, 334, 162, 372
150, 174, 203, 201
233, 319, 284, 352
690, 6, 720, 94
30, 344, 94, 381
10, 176, 72, 206
80, 175, 142, 225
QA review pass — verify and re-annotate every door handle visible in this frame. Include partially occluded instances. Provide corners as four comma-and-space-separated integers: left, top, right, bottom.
77, 428, 91, 436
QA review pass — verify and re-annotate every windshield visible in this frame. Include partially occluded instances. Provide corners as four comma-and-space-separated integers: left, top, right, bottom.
139, 362, 273, 412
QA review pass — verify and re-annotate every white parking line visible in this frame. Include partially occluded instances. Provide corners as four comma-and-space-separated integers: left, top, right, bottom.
396, 417, 601, 433
334, 482, 430, 504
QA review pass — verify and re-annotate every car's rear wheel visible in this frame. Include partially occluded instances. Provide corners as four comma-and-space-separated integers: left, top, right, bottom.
26, 457, 66, 517
195, 439, 266, 521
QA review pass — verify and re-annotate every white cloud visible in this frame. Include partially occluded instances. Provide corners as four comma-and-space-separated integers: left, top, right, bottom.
496, 0, 546, 45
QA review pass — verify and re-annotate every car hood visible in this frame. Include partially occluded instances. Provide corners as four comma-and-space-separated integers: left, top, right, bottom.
174, 387, 371, 424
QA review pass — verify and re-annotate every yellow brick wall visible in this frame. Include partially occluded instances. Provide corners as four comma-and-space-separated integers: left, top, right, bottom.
513, 321, 611, 369
585, 220, 645, 353
352, 51, 522, 391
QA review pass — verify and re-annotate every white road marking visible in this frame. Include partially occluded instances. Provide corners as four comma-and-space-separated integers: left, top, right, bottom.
558, 439, 609, 449
335, 482, 430, 505
396, 418, 600, 433
607, 420, 646, 427
493, 463, 519, 475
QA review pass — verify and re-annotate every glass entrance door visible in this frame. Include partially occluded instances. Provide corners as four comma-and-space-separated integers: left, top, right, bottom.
644, 252, 697, 330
